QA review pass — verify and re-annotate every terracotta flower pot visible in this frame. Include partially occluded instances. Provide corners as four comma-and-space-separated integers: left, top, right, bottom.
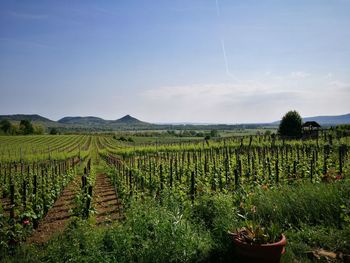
231, 234, 287, 263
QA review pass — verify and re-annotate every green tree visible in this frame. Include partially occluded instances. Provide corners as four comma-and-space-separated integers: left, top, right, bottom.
210, 129, 219, 138
49, 127, 59, 135
278, 110, 303, 138
0, 119, 12, 134
19, 120, 34, 135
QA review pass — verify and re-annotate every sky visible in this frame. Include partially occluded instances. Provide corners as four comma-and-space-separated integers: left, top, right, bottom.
0, 0, 349, 123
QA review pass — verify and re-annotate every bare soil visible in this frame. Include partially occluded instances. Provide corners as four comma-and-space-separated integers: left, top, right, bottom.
27, 176, 81, 243
27, 173, 122, 243
93, 173, 122, 225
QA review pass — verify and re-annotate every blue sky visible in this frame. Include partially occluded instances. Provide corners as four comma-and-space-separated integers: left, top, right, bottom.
0, 0, 349, 123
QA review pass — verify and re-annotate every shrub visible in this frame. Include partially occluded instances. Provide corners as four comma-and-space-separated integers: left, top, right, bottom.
278, 110, 302, 138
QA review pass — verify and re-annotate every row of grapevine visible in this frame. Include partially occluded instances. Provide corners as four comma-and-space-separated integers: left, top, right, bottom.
103, 138, 349, 203
0, 157, 82, 225
0, 135, 91, 162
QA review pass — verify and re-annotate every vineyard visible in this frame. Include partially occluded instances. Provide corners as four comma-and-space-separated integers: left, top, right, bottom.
1, 132, 350, 262
103, 135, 350, 200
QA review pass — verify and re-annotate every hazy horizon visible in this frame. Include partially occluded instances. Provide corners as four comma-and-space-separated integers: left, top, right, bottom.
1, 0, 349, 123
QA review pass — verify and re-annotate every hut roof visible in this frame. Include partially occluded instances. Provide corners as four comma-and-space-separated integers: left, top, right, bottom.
302, 121, 321, 128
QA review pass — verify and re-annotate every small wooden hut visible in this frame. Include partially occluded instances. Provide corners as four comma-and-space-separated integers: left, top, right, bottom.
302, 121, 321, 139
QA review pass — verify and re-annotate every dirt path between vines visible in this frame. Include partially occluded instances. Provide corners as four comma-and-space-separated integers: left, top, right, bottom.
27, 176, 81, 244
93, 173, 122, 225
28, 173, 122, 243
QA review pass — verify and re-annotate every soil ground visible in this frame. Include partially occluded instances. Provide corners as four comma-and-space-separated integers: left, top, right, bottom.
93, 173, 122, 225
27, 176, 81, 243
27, 173, 122, 243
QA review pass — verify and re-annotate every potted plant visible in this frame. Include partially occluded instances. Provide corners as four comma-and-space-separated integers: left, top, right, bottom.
228, 222, 286, 263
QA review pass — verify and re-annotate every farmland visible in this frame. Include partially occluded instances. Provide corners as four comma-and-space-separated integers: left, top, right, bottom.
0, 130, 349, 262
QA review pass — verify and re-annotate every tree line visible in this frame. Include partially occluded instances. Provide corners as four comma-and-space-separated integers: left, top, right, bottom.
0, 119, 44, 135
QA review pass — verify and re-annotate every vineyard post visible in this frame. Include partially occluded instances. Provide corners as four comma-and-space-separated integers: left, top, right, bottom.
275, 158, 279, 184
238, 159, 242, 179
159, 164, 164, 191
169, 157, 173, 188
129, 169, 133, 196
323, 145, 329, 175
311, 151, 315, 182
339, 145, 346, 175
225, 148, 230, 188
45, 167, 49, 214
234, 169, 239, 189
149, 159, 152, 192
85, 185, 93, 219
2, 163, 7, 198
33, 170, 37, 198
218, 167, 223, 192
41, 167, 45, 214
190, 171, 195, 204
82, 167, 87, 201
10, 168, 15, 220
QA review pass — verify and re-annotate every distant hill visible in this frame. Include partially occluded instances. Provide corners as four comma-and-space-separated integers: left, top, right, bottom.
1, 112, 349, 132
0, 114, 55, 123
272, 113, 350, 126
57, 115, 149, 127
58, 116, 107, 125
114, 115, 147, 124
302, 113, 350, 125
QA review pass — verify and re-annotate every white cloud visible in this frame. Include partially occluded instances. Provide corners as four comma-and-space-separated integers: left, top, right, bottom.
290, 71, 310, 79
137, 72, 350, 123
329, 80, 350, 90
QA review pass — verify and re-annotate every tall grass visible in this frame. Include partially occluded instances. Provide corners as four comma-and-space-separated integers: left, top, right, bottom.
2, 180, 349, 263
248, 180, 350, 228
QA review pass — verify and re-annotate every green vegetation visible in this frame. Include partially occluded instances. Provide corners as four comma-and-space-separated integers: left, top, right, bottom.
0, 130, 349, 262
0, 119, 44, 135
278, 110, 303, 138
1, 180, 349, 262
0, 120, 13, 135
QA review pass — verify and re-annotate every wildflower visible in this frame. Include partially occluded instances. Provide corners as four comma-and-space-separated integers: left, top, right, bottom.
23, 219, 30, 226
335, 175, 343, 180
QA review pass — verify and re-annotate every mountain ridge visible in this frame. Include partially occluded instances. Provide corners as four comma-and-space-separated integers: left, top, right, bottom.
113, 114, 147, 124
0, 114, 55, 123
272, 113, 350, 125
1, 113, 349, 130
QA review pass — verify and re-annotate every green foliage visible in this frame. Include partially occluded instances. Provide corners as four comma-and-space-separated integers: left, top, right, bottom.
204, 135, 211, 140
33, 125, 44, 135
0, 119, 13, 134
210, 129, 219, 138
2, 180, 350, 262
19, 120, 34, 135
1, 132, 350, 262
49, 127, 59, 135
278, 110, 303, 138
3, 199, 212, 263
192, 193, 239, 241
264, 130, 272, 136
248, 181, 350, 228
282, 225, 350, 262
231, 222, 282, 244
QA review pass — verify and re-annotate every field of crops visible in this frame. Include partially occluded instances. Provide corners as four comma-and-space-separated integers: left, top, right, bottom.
1, 132, 350, 262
